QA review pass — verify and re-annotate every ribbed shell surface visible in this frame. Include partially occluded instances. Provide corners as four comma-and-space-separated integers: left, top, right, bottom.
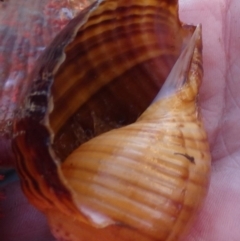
59, 35, 211, 240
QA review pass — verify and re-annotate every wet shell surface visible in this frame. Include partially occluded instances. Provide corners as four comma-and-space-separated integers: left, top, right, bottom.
13, 0, 211, 241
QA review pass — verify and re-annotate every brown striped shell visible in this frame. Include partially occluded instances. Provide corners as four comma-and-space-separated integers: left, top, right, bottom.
12, 0, 211, 241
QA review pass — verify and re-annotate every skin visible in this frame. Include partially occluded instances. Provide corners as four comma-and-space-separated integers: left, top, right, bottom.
0, 0, 240, 240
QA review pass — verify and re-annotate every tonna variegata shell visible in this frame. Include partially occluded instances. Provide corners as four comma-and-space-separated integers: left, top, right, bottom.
12, 0, 211, 241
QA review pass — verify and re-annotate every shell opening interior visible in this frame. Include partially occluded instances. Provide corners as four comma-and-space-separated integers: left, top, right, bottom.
47, 0, 195, 162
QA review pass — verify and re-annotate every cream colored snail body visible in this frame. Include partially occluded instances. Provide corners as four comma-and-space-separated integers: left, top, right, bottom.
13, 0, 211, 241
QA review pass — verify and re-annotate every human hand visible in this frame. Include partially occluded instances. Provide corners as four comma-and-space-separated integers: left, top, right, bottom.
180, 0, 240, 240
1, 0, 240, 240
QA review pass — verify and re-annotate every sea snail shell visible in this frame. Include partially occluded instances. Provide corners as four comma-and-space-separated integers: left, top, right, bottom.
13, 0, 211, 241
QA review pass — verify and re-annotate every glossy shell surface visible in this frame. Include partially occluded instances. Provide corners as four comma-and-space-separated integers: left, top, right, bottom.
12, 0, 211, 241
